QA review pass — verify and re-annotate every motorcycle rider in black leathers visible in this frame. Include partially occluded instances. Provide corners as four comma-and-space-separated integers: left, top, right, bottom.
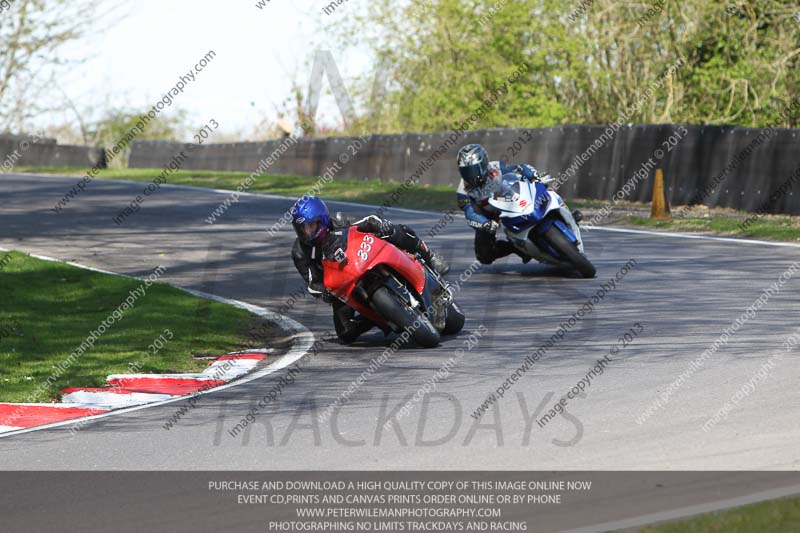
290, 196, 449, 344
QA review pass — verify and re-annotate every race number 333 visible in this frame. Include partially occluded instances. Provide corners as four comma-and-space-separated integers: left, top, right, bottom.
357, 235, 374, 261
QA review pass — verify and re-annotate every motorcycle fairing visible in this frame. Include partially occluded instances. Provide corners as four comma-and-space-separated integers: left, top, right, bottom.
490, 181, 562, 232
322, 229, 427, 324
489, 176, 585, 258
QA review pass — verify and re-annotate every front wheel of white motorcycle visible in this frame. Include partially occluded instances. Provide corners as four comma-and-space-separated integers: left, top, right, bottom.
543, 226, 597, 278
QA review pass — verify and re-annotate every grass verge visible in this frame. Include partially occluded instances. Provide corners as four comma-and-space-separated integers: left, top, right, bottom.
0, 251, 266, 403
623, 215, 800, 242
14, 166, 800, 241
633, 496, 800, 532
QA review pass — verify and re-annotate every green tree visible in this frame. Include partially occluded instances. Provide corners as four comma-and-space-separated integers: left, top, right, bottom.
88, 108, 189, 167
328, 0, 800, 131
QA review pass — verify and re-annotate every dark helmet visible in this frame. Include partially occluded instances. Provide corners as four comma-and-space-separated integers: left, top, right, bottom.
457, 144, 490, 187
291, 196, 331, 245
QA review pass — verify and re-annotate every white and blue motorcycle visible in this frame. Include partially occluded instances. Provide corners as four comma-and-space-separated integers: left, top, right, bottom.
488, 173, 596, 278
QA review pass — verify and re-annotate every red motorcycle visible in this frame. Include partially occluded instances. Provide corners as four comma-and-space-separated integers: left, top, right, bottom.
322, 229, 465, 347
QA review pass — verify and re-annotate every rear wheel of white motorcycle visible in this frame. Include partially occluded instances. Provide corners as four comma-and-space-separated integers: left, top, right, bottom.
442, 301, 465, 335
371, 286, 441, 348
543, 226, 597, 278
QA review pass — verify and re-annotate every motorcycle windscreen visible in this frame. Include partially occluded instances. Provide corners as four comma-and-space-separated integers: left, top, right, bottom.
489, 175, 529, 214
493, 179, 544, 232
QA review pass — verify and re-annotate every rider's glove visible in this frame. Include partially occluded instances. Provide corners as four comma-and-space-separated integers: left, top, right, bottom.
537, 173, 555, 186
355, 215, 394, 238
513, 164, 537, 181
480, 220, 499, 234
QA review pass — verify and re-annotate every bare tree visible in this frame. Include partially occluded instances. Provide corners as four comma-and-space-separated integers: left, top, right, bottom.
0, 0, 121, 132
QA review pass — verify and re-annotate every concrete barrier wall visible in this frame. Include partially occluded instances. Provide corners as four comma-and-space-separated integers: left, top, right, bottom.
0, 135, 106, 170
125, 124, 800, 215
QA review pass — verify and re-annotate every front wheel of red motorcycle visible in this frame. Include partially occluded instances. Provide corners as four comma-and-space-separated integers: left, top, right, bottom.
371, 286, 441, 348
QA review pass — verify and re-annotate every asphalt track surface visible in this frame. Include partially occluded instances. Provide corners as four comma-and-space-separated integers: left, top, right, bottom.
1, 174, 799, 531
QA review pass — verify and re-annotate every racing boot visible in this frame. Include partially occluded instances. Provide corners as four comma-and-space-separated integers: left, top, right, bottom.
333, 301, 374, 344
416, 241, 450, 275
338, 315, 374, 344
496, 240, 532, 264
430, 288, 448, 331
429, 252, 450, 276
517, 250, 533, 264
572, 209, 584, 223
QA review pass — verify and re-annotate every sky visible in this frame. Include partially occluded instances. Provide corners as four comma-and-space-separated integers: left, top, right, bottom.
44, 0, 372, 141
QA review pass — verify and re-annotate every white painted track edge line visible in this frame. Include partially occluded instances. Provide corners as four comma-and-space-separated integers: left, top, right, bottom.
0, 246, 315, 439
15, 172, 799, 247
582, 225, 800, 248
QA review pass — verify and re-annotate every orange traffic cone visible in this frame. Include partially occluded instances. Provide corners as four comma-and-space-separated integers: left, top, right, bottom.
651, 168, 672, 220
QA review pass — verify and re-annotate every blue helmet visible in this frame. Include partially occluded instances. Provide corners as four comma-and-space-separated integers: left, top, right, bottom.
291, 196, 331, 245
457, 144, 489, 187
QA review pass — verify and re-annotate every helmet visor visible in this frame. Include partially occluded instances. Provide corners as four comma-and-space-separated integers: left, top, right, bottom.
459, 164, 485, 185
300, 221, 321, 240
294, 220, 325, 244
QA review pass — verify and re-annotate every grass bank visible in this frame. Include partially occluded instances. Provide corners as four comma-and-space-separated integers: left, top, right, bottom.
623, 214, 800, 242
14, 166, 800, 241
0, 251, 268, 402
633, 496, 800, 532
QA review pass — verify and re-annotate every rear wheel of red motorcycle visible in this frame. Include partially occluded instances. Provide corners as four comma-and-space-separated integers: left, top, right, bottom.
371, 286, 440, 348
